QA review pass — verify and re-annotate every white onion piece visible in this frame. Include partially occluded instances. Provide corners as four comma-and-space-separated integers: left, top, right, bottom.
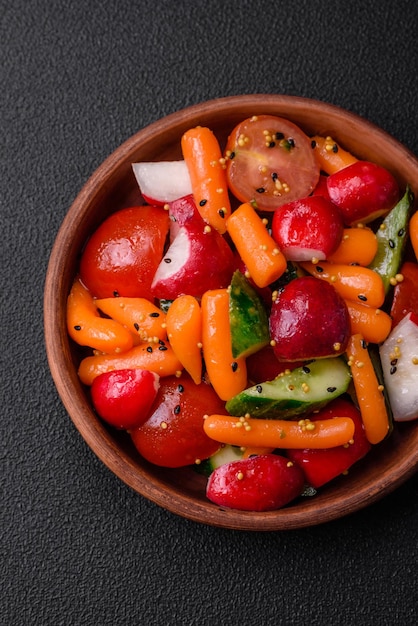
132, 161, 192, 203
379, 313, 418, 421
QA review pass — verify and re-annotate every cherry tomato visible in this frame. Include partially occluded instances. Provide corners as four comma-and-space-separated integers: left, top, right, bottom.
130, 375, 225, 467
326, 161, 399, 226
390, 261, 418, 327
225, 115, 320, 211
286, 398, 371, 488
79, 206, 169, 299
91, 368, 160, 430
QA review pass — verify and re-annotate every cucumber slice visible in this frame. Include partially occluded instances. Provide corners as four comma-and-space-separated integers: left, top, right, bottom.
226, 357, 351, 419
229, 270, 270, 359
369, 186, 414, 294
196, 445, 244, 477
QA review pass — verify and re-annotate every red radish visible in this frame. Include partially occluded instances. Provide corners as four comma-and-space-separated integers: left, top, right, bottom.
206, 454, 305, 511
311, 174, 331, 200
272, 196, 344, 261
168, 194, 207, 240
286, 398, 371, 488
326, 160, 400, 225
151, 219, 235, 300
91, 368, 160, 429
132, 161, 192, 205
269, 276, 351, 361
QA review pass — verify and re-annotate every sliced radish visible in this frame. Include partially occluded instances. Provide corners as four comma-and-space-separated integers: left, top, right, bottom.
132, 161, 192, 205
379, 313, 418, 421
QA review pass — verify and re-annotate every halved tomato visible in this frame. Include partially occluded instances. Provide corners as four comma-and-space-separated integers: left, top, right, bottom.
225, 115, 320, 211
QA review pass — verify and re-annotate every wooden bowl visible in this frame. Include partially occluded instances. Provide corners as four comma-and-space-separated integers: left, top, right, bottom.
44, 95, 418, 530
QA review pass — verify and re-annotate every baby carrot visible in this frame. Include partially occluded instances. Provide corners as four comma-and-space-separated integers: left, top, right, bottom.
345, 300, 392, 344
67, 278, 134, 354
226, 202, 287, 288
203, 414, 355, 449
346, 334, 390, 444
78, 342, 183, 386
165, 295, 203, 385
327, 227, 378, 266
409, 209, 418, 261
201, 289, 247, 401
300, 260, 386, 309
311, 135, 358, 175
95, 297, 167, 342
181, 126, 231, 233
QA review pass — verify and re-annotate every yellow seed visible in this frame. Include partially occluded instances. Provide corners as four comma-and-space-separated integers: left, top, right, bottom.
160, 421, 168, 430
195, 459, 201, 465
237, 471, 244, 480
286, 461, 294, 468
333, 342, 341, 352
204, 225, 212, 233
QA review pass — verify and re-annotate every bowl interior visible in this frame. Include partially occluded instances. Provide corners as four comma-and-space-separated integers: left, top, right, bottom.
44, 95, 418, 530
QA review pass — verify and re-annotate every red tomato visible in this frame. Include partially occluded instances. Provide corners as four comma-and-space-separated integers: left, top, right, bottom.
390, 261, 418, 327
225, 115, 320, 211
286, 398, 371, 488
246, 345, 303, 384
130, 375, 225, 467
91, 368, 160, 430
326, 161, 399, 226
79, 206, 169, 299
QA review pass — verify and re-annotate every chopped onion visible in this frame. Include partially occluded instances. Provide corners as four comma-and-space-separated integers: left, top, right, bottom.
132, 161, 192, 204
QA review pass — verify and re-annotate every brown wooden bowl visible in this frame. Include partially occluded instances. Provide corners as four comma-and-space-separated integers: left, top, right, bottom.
44, 95, 418, 530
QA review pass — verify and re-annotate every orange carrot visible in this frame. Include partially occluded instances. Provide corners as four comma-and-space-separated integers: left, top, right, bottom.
311, 135, 358, 175
78, 342, 183, 386
226, 202, 287, 288
327, 227, 378, 266
67, 278, 133, 354
345, 300, 392, 344
300, 260, 386, 309
95, 297, 167, 342
165, 295, 203, 385
181, 126, 231, 233
201, 289, 247, 401
409, 209, 418, 261
203, 414, 355, 449
346, 334, 390, 444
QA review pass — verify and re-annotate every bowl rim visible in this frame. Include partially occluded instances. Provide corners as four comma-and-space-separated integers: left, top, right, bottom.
44, 94, 418, 531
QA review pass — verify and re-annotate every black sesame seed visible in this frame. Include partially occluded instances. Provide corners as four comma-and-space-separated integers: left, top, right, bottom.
178, 384, 184, 393
158, 345, 168, 351
256, 385, 263, 393
159, 339, 165, 345
398, 228, 405, 237
390, 358, 398, 366
164, 258, 172, 263
256, 187, 265, 193
268, 141, 276, 148
361, 339, 367, 349
390, 365, 397, 375
302, 366, 311, 374
275, 132, 284, 140
174, 405, 181, 415
218, 209, 225, 218
316, 266, 324, 273
146, 346, 153, 353
134, 323, 140, 331
332, 143, 339, 153
271, 172, 278, 181
231, 362, 238, 372
113, 290, 120, 297
389, 239, 395, 249
199, 199, 207, 206
327, 386, 337, 393
74, 325, 82, 331
149, 312, 160, 317
358, 294, 368, 302
287, 137, 295, 147
229, 151, 235, 159
311, 139, 317, 149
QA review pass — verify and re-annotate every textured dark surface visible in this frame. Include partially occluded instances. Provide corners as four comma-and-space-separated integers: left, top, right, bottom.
2, 1, 418, 624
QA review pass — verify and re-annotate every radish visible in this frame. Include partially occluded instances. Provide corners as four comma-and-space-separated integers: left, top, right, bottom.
132, 161, 192, 205
379, 312, 418, 421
